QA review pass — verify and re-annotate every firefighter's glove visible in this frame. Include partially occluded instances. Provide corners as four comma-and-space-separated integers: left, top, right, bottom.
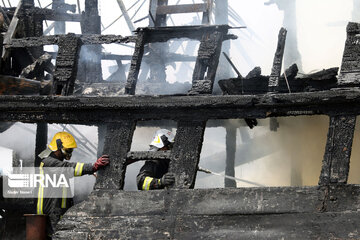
160, 173, 175, 187
93, 155, 110, 172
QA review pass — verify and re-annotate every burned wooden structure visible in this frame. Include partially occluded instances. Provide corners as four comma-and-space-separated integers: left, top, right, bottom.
1, 0, 360, 239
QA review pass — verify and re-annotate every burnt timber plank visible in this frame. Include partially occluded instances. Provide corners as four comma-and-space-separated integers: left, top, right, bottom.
94, 121, 136, 190
79, 0, 103, 84
52, 33, 82, 95
3, 88, 360, 123
54, 185, 360, 239
2, 1, 21, 59
0, 75, 41, 95
190, 30, 225, 94
169, 121, 206, 188
156, 4, 207, 15
5, 35, 136, 48
20, 52, 54, 79
5, 26, 233, 48
338, 22, 360, 85
319, 115, 356, 185
139, 25, 233, 43
125, 30, 146, 95
268, 27, 287, 90
126, 151, 171, 165
22, 8, 82, 22
55, 213, 360, 240
154, 0, 168, 27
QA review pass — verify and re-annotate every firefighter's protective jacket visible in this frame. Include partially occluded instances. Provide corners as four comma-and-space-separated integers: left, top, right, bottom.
36, 155, 93, 234
136, 159, 169, 190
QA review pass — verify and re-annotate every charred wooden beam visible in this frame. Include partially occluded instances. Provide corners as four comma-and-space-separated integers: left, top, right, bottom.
56, 185, 360, 239
5, 34, 136, 48
338, 22, 360, 85
94, 121, 136, 190
126, 151, 171, 165
138, 25, 233, 43
2, 1, 21, 59
299, 67, 338, 81
52, 0, 66, 34
79, 0, 102, 83
2, 88, 360, 123
169, 121, 206, 189
52, 33, 82, 95
156, 4, 208, 15
190, 30, 225, 94
0, 75, 41, 95
154, 0, 168, 27
268, 27, 287, 90
125, 30, 146, 95
225, 125, 237, 187
20, 52, 54, 79
21, 8, 82, 22
5, 26, 233, 48
319, 115, 356, 185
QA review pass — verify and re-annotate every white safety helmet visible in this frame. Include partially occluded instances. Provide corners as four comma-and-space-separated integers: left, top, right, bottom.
149, 129, 175, 149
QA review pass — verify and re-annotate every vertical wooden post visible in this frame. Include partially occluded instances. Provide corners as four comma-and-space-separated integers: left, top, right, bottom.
225, 125, 237, 187
79, 0, 102, 83
94, 121, 136, 190
52, 34, 82, 95
35, 123, 47, 168
190, 29, 225, 94
268, 27, 287, 91
125, 30, 146, 95
319, 115, 356, 185
52, 0, 66, 34
169, 120, 206, 189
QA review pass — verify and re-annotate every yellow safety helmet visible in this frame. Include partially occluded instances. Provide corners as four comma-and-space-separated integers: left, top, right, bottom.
48, 132, 77, 151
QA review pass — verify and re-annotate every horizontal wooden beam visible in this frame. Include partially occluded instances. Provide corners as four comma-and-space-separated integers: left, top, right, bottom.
126, 151, 171, 165
0, 88, 359, 124
156, 4, 207, 15
24, 8, 82, 22
0, 75, 41, 95
5, 35, 137, 48
5, 25, 234, 49
137, 25, 233, 43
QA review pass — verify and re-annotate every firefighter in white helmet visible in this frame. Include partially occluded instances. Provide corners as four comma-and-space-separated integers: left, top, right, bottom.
36, 132, 110, 237
136, 129, 175, 190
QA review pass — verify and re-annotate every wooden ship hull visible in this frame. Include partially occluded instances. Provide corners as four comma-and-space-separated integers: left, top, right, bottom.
1, 1, 360, 239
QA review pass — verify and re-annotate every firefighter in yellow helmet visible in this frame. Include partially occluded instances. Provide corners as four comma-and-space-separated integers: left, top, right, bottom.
37, 132, 110, 237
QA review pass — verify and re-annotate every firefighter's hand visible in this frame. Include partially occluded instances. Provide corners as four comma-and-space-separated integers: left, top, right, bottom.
160, 173, 175, 187
93, 155, 110, 172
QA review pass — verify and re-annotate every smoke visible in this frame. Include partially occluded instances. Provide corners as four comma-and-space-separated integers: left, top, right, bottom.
196, 116, 329, 188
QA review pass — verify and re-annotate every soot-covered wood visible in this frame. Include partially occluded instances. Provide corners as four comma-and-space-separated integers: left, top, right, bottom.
319, 115, 356, 185
94, 121, 136, 190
